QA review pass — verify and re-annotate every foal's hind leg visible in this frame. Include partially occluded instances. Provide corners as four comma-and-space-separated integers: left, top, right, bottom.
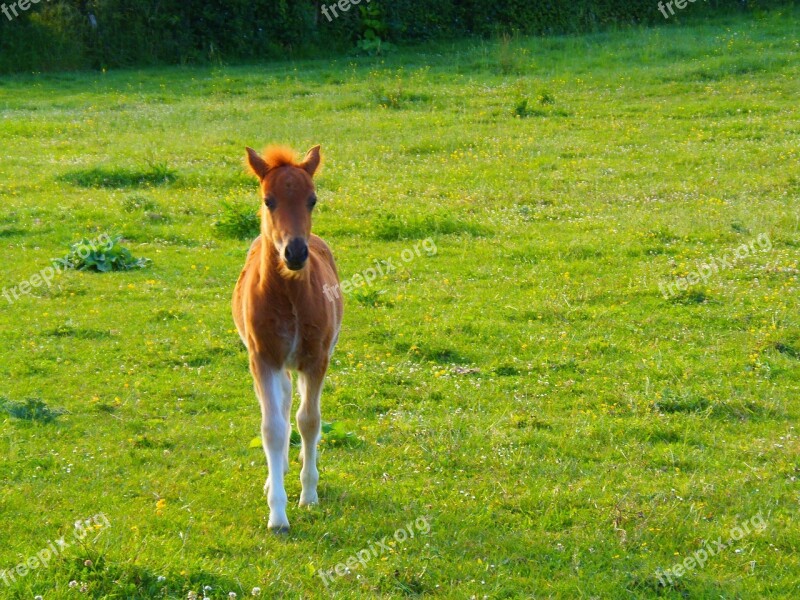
297, 367, 325, 507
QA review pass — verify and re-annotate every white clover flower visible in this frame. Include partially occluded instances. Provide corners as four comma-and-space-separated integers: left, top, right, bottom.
68, 581, 78, 589
157, 576, 166, 583
252, 588, 262, 597
187, 592, 198, 600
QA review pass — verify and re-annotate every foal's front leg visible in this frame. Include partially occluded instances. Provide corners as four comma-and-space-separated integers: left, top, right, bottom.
264, 370, 292, 495
251, 356, 290, 531
297, 368, 325, 507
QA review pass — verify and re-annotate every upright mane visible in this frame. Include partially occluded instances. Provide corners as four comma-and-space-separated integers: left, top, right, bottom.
263, 146, 301, 170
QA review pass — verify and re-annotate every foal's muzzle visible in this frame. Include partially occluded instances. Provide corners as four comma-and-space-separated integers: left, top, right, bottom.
284, 238, 309, 271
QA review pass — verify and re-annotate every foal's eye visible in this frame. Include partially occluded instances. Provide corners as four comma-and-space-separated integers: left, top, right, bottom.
264, 196, 277, 211
308, 194, 318, 210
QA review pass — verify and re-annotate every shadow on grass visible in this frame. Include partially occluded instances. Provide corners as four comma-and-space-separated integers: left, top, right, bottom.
773, 341, 800, 360
59, 164, 176, 188
373, 213, 491, 241
0, 226, 27, 238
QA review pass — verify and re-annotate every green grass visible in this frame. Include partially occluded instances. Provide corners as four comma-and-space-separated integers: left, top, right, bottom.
1, 8, 799, 599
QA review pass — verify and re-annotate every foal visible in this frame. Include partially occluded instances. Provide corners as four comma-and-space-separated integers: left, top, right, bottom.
232, 145, 343, 531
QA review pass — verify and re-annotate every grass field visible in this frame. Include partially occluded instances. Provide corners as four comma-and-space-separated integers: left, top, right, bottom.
1, 8, 799, 599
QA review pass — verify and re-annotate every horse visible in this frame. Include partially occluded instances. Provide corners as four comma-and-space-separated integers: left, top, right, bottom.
232, 145, 343, 531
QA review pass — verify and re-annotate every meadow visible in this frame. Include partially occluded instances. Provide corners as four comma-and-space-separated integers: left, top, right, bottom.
0, 8, 799, 599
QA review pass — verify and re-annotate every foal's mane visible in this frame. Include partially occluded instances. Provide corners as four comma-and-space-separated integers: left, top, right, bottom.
263, 146, 302, 170
245, 145, 322, 180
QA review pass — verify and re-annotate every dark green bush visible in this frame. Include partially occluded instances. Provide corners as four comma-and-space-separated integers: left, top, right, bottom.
0, 0, 794, 73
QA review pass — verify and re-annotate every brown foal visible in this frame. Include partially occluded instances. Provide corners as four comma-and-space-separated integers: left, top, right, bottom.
232, 145, 343, 531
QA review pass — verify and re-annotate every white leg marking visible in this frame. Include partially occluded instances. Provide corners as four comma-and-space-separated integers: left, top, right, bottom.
297, 372, 323, 507
281, 370, 292, 476
255, 361, 290, 530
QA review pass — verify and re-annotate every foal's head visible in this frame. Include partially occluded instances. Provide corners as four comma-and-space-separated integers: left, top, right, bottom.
246, 145, 322, 272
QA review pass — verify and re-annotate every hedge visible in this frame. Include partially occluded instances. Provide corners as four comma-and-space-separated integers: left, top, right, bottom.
0, 0, 794, 73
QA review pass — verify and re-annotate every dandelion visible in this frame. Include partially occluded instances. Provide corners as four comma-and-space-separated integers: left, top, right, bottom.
156, 498, 167, 515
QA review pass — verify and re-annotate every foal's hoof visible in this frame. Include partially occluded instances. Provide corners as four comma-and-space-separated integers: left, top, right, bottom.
268, 512, 290, 533
299, 494, 319, 508
269, 525, 290, 535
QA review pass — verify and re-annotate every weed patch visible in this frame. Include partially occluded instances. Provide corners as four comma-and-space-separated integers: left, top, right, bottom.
54, 235, 151, 272
213, 201, 260, 240
1, 398, 66, 422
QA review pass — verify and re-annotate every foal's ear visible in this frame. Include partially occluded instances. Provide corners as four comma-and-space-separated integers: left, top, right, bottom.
245, 147, 269, 179
300, 145, 322, 177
